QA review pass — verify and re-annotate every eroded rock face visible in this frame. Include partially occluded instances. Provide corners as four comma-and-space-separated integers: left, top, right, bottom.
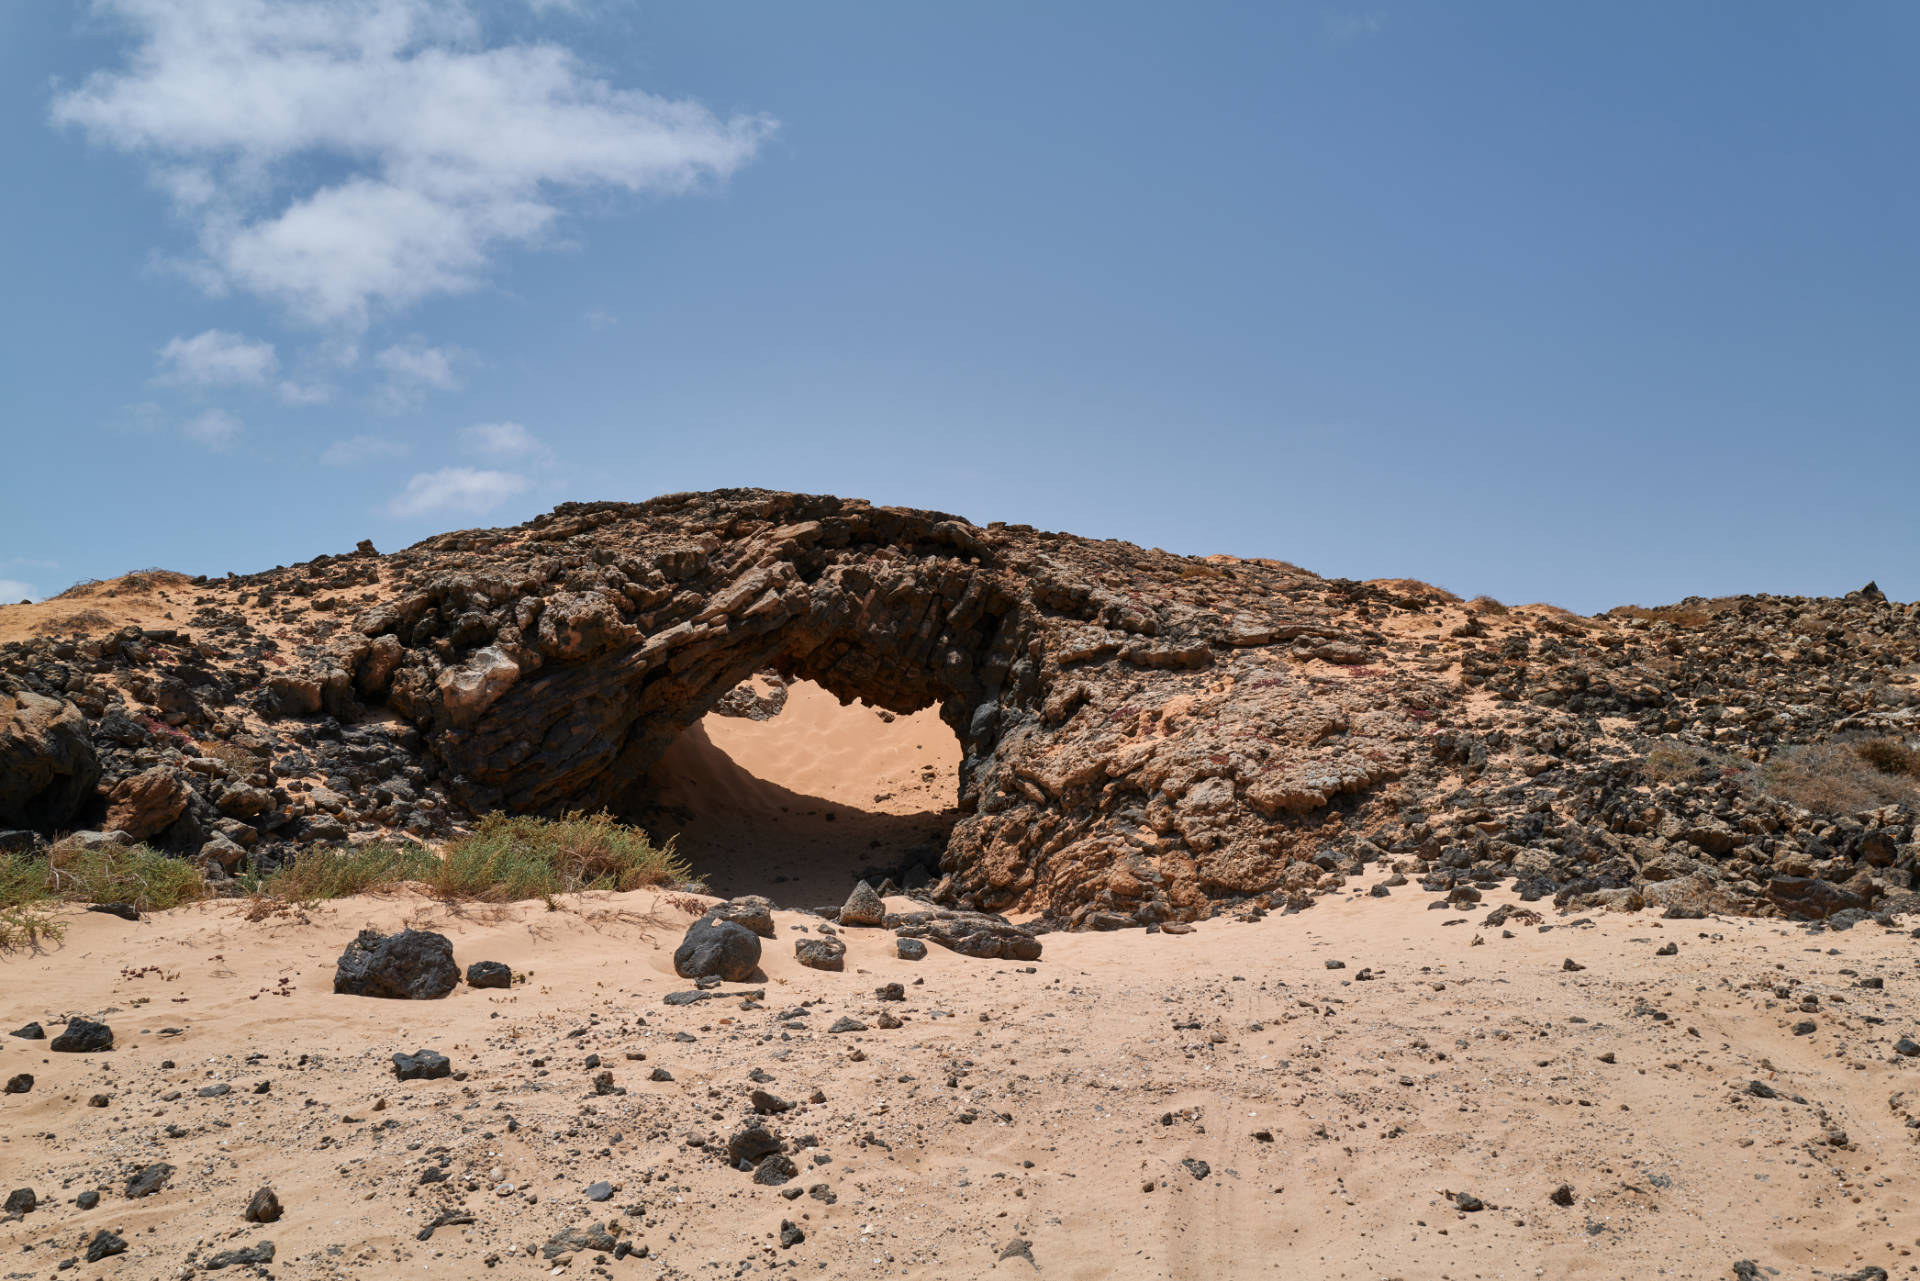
4, 490, 1920, 928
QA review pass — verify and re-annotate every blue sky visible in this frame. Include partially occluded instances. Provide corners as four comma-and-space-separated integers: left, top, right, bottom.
4, 2, 1915, 613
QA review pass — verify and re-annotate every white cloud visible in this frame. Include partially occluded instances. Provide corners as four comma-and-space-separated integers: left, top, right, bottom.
387, 466, 527, 517
277, 378, 335, 405
321, 433, 411, 466
372, 337, 464, 411
183, 408, 244, 450
0, 579, 40, 604
52, 0, 775, 329
584, 307, 617, 329
156, 329, 279, 387
460, 420, 547, 460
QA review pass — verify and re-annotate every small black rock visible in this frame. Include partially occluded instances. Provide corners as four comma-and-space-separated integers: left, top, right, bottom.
392, 1050, 451, 1081
125, 1163, 174, 1199
10, 1022, 44, 1040
3, 1188, 35, 1215
50, 1018, 113, 1053
245, 1187, 282, 1223
466, 960, 512, 989
85, 1231, 127, 1263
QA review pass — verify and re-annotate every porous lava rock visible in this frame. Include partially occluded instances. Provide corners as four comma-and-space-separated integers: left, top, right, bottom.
674, 915, 761, 981
3, 491, 1919, 928
334, 928, 459, 1000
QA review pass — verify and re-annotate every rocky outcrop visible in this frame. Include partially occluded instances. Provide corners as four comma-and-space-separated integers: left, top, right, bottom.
0, 691, 99, 831
3, 490, 1919, 928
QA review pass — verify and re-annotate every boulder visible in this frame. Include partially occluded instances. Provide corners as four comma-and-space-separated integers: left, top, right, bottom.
333, 928, 459, 1000
840, 880, 887, 927
673, 916, 761, 982
102, 767, 191, 841
794, 937, 846, 971
392, 1049, 452, 1081
465, 960, 512, 989
50, 1018, 113, 1053
0, 692, 99, 833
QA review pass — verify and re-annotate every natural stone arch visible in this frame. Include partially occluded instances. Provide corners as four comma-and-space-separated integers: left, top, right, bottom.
417, 500, 1018, 826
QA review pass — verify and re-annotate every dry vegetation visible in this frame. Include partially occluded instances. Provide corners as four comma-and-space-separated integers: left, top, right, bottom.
1, 813, 685, 951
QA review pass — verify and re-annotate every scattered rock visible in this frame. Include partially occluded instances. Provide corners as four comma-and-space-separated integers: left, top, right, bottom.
840, 880, 887, 927
85, 1230, 127, 1263
392, 1050, 452, 1081
125, 1163, 174, 1199
333, 928, 459, 1000
896, 938, 928, 961
465, 960, 512, 989
795, 937, 846, 972
673, 915, 762, 982
245, 1187, 282, 1223
50, 1018, 113, 1052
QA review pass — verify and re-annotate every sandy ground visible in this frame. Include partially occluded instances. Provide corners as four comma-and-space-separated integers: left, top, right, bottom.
649, 681, 961, 905
3, 878, 1917, 1280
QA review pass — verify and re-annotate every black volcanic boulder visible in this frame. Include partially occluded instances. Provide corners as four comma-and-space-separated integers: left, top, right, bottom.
0, 692, 100, 834
334, 928, 459, 999
392, 1050, 452, 1081
673, 915, 761, 982
50, 1019, 113, 1053
465, 960, 512, 989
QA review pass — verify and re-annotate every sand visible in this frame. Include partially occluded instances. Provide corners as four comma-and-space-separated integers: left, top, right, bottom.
2, 877, 1917, 1279
647, 680, 961, 906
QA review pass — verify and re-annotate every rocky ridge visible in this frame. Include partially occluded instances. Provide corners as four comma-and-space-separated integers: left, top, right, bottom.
4, 489, 1919, 927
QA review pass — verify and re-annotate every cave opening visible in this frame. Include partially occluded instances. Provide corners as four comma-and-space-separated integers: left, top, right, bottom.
636, 673, 964, 905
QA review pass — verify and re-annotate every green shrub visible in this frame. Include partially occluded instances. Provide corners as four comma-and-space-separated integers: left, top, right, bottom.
254, 841, 438, 903
43, 840, 208, 912
428, 812, 686, 902
0, 840, 209, 950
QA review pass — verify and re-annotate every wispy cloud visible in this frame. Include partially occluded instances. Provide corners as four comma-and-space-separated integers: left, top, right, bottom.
321, 433, 411, 466
183, 408, 244, 450
373, 337, 465, 411
461, 420, 551, 462
0, 579, 40, 604
584, 307, 618, 330
388, 466, 529, 518
156, 329, 278, 387
52, 0, 775, 331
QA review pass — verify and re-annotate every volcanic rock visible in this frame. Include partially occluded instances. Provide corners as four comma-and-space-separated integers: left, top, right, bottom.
674, 915, 761, 982
334, 929, 459, 1000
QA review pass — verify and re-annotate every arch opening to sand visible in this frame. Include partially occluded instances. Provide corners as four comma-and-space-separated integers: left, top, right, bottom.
641, 675, 962, 906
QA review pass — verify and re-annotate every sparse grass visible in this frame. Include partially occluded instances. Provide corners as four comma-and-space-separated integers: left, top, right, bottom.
0, 840, 210, 951
250, 840, 438, 903
1760, 743, 1920, 815
428, 812, 686, 902
248, 812, 687, 910
1467, 595, 1509, 616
